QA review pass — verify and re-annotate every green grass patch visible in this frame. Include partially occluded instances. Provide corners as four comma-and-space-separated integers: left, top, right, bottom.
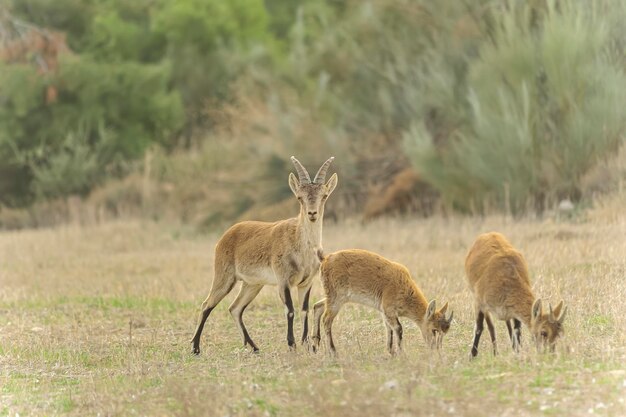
0, 295, 193, 313
530, 372, 555, 388
253, 398, 280, 417
54, 376, 81, 388
35, 347, 93, 368
585, 314, 614, 335
56, 395, 76, 413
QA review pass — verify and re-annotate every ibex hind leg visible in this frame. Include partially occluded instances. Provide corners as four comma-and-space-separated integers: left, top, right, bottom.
382, 314, 393, 355
298, 285, 312, 348
229, 282, 264, 352
191, 266, 237, 355
311, 299, 326, 353
383, 313, 403, 355
322, 305, 341, 357
513, 319, 522, 352
470, 310, 485, 359
506, 319, 522, 352
506, 320, 514, 346
484, 312, 497, 356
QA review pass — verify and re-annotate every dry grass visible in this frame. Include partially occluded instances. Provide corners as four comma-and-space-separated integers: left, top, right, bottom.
1, 208, 625, 416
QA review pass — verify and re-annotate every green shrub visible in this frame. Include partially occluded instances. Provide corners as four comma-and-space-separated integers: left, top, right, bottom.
0, 55, 184, 205
404, 1, 626, 213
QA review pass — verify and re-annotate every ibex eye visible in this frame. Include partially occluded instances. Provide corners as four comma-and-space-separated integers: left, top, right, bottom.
541, 331, 548, 338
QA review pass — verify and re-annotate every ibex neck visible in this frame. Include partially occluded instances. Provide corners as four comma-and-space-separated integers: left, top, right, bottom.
513, 287, 535, 328
517, 294, 535, 328
406, 286, 429, 324
297, 214, 323, 248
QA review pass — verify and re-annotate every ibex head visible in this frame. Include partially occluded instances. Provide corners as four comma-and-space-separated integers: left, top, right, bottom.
531, 299, 567, 353
289, 156, 338, 223
421, 300, 454, 350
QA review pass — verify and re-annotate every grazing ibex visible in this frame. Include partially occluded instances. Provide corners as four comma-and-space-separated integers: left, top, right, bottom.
311, 249, 453, 356
191, 157, 338, 355
465, 232, 567, 358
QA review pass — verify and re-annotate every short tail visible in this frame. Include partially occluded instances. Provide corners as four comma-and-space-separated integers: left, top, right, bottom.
317, 248, 325, 262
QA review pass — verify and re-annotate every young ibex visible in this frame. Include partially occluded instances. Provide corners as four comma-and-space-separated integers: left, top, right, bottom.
191, 156, 338, 355
465, 232, 567, 357
311, 249, 453, 356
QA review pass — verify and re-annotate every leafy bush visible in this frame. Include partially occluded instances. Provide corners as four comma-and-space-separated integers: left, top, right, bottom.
404, 1, 626, 213
0, 54, 183, 205
1, 0, 278, 207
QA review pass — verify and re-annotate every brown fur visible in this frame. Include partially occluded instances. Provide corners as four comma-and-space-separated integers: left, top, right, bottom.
311, 249, 453, 356
191, 158, 338, 355
465, 232, 567, 357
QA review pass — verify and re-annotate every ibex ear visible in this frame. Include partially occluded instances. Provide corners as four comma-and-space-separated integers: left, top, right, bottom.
446, 310, 454, 324
552, 300, 564, 319
289, 173, 300, 196
532, 298, 542, 320
438, 301, 449, 315
325, 173, 338, 195
557, 305, 567, 324
425, 299, 437, 320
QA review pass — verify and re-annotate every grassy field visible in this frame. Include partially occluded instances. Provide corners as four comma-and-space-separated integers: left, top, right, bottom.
1, 206, 625, 416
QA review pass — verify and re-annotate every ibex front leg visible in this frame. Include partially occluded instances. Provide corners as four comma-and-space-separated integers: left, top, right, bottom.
279, 285, 296, 350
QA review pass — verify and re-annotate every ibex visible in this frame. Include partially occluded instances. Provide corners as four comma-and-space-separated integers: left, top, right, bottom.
191, 156, 338, 355
311, 249, 453, 356
465, 232, 567, 357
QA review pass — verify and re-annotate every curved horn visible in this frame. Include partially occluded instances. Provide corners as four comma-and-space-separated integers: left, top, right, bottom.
290, 156, 311, 184
313, 156, 335, 184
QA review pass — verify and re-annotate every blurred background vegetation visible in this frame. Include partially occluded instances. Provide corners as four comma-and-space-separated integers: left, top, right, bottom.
0, 0, 624, 229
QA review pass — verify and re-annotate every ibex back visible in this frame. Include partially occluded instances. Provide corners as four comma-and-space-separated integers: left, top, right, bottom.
191, 156, 338, 354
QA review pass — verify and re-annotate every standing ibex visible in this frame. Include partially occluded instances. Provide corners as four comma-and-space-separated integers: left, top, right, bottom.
311, 249, 453, 356
191, 156, 338, 355
465, 232, 567, 358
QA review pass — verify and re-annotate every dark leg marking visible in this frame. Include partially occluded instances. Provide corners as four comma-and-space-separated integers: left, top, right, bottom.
301, 317, 309, 345
323, 308, 338, 355
513, 319, 522, 350
239, 302, 259, 352
387, 326, 393, 354
301, 287, 311, 311
282, 286, 296, 348
192, 307, 213, 355
506, 320, 514, 347
394, 318, 403, 353
470, 311, 485, 358
191, 276, 237, 355
485, 313, 497, 355
301, 287, 311, 345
